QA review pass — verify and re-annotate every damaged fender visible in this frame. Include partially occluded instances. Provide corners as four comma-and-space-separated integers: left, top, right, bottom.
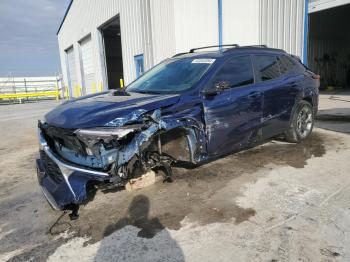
37, 107, 207, 209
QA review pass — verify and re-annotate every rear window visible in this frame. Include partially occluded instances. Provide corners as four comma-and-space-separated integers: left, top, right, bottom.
278, 55, 305, 75
253, 55, 280, 82
278, 55, 295, 75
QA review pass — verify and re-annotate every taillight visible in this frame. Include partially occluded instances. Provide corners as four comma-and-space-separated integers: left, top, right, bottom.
312, 74, 321, 80
312, 74, 321, 89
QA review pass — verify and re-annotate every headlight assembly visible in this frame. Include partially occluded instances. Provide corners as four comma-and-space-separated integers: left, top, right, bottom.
75, 124, 144, 140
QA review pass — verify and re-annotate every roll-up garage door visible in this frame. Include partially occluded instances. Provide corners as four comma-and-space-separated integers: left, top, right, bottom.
80, 36, 95, 95
66, 47, 77, 97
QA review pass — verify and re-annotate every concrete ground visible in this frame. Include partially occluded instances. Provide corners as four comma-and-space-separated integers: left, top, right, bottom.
316, 92, 350, 133
0, 93, 349, 262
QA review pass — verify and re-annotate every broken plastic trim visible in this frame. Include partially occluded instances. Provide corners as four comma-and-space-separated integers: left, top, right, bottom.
38, 130, 110, 179
105, 109, 147, 127
74, 124, 144, 153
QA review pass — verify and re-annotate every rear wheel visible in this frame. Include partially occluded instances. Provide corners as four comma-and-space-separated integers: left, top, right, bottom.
284, 100, 314, 143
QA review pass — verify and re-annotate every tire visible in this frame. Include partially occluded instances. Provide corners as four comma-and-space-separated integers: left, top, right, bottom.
284, 100, 314, 143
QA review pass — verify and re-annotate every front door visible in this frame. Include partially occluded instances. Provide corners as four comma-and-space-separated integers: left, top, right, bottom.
202, 55, 263, 156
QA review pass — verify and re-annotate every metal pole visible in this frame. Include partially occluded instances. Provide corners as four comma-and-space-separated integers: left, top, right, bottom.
56, 79, 59, 101
35, 82, 38, 102
12, 76, 16, 104
24, 78, 28, 102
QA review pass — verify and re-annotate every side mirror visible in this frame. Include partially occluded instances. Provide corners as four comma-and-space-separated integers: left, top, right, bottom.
202, 81, 231, 96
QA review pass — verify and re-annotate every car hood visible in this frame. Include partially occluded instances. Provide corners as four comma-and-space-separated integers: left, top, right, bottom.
45, 91, 181, 129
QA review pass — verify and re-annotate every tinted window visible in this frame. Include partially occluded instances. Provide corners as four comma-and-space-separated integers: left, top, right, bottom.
278, 55, 296, 75
254, 55, 280, 82
291, 56, 306, 74
211, 56, 254, 88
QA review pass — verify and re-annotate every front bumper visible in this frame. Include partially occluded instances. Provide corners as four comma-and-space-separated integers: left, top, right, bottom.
37, 130, 110, 210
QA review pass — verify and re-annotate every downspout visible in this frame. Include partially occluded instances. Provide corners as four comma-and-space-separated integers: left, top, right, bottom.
218, 0, 223, 49
303, 0, 309, 65
141, 0, 154, 70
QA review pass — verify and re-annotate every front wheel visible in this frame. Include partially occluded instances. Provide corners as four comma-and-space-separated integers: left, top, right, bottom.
284, 100, 314, 143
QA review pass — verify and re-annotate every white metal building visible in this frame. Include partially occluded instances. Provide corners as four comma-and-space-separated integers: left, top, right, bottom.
57, 0, 350, 97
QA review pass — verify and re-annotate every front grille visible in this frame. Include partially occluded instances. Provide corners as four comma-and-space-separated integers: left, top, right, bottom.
40, 150, 64, 183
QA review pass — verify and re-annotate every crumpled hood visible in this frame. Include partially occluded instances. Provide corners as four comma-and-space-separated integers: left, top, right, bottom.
45, 91, 180, 129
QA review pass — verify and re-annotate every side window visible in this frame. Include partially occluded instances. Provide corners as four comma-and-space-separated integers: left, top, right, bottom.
254, 55, 280, 82
211, 56, 254, 88
278, 55, 298, 75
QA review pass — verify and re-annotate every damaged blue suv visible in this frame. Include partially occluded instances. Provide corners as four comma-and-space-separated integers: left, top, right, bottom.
37, 45, 319, 212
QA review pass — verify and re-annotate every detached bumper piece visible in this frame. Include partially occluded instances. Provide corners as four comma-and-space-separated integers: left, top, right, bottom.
37, 131, 110, 210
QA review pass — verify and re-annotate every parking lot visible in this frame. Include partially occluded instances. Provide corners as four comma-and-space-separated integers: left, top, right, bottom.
0, 93, 350, 262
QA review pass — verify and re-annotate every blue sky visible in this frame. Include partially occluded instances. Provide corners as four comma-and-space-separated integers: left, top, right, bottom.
0, 0, 71, 77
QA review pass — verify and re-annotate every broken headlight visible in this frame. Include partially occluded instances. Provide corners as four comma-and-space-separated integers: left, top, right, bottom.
74, 125, 144, 153
75, 126, 141, 139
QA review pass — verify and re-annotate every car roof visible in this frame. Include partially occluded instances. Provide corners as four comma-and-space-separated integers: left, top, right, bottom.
172, 46, 286, 60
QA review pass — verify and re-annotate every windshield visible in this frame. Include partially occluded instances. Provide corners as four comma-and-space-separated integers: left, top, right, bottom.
126, 57, 215, 94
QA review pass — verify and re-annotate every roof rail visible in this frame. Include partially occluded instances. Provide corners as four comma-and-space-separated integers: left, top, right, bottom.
172, 52, 188, 58
189, 44, 239, 53
234, 45, 268, 49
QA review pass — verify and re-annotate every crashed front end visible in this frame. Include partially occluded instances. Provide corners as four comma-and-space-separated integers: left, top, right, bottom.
36, 108, 204, 210
37, 109, 167, 209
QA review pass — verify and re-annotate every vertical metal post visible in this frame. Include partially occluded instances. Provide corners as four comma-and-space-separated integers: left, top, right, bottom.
55, 79, 59, 101
12, 76, 16, 104
35, 84, 38, 102
24, 78, 28, 102
218, 0, 223, 49
303, 0, 309, 66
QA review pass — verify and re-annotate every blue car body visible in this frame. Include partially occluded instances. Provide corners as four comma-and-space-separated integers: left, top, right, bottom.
37, 46, 319, 210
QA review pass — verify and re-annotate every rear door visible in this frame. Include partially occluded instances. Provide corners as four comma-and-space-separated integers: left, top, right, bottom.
202, 55, 263, 156
253, 54, 299, 138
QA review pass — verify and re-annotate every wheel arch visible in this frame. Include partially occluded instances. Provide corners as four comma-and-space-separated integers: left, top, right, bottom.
160, 127, 197, 163
302, 96, 313, 106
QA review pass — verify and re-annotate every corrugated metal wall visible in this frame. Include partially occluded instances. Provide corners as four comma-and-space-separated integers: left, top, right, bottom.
173, 0, 218, 54
58, 0, 146, 92
308, 38, 349, 85
58, 0, 308, 95
140, 0, 155, 70
259, 0, 306, 59
58, 0, 221, 93
149, 0, 176, 65
222, 0, 260, 46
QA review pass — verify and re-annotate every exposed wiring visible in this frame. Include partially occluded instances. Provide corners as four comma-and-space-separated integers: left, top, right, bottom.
48, 210, 72, 235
